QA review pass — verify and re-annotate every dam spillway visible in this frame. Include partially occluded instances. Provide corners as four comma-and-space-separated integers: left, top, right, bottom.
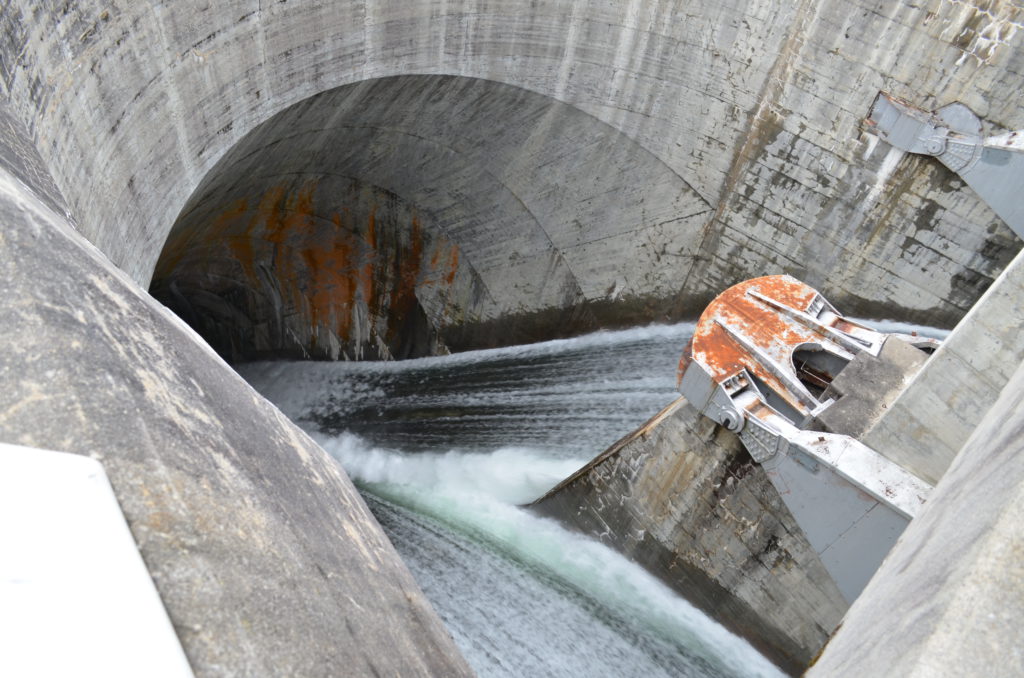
2, 0, 1024, 676
237, 322, 789, 677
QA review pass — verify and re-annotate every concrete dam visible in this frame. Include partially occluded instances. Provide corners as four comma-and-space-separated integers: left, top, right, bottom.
1, 0, 1023, 676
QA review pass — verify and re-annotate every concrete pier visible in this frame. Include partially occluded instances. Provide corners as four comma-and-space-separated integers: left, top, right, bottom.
530, 398, 847, 674
810, 354, 1024, 677
863, 248, 1024, 484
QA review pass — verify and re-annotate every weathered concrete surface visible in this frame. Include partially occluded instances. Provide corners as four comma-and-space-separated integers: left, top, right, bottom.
0, 113, 471, 677
809, 356, 1024, 678
530, 397, 847, 675
0, 100, 69, 220
2, 0, 1022, 353
150, 75, 709, 360
863, 247, 1024, 484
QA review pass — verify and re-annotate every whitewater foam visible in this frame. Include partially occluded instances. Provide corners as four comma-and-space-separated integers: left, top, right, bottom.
316, 432, 784, 678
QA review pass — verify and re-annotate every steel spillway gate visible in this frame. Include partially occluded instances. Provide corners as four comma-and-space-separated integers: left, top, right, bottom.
677, 275, 935, 602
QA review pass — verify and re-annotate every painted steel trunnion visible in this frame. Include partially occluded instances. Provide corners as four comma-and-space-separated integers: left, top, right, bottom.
867, 91, 1024, 240
678, 275, 935, 602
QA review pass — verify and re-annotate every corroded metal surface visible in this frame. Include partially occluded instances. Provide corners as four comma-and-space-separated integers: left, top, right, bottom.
683, 275, 902, 418
678, 275, 934, 602
684, 275, 939, 418
687, 276, 827, 416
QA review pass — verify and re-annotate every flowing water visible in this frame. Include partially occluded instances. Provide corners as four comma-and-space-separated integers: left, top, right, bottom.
237, 319, 946, 678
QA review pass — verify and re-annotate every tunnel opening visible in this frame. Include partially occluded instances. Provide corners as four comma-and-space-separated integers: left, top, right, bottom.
149, 74, 713, 363
152, 179, 455, 362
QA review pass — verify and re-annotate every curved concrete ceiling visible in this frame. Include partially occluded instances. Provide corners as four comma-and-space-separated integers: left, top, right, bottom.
152, 75, 710, 359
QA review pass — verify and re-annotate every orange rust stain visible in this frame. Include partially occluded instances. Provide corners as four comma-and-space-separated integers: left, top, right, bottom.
282, 182, 360, 341
833, 318, 868, 335
676, 338, 694, 388
162, 182, 467, 353
694, 323, 794, 403
689, 275, 829, 413
749, 401, 777, 421
746, 275, 818, 310
155, 197, 251, 281
231, 183, 291, 284
360, 207, 377, 309
445, 247, 459, 288
418, 241, 462, 289
304, 230, 357, 335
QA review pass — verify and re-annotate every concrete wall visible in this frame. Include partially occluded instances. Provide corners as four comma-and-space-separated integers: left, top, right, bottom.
1, 0, 1022, 357
810, 355, 1024, 677
531, 398, 847, 675
864, 247, 1024, 484
0, 102, 471, 677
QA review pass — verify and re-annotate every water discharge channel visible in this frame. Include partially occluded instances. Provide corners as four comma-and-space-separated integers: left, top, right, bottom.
239, 322, 902, 677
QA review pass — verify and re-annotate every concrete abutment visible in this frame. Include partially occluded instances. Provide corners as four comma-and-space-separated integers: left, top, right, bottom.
5, 1, 1021, 347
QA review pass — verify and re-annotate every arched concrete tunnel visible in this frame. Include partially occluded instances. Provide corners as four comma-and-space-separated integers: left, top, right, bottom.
150, 75, 712, 361
6, 1, 1023, 365
150, 59, 1022, 362
3, 1, 1024, 676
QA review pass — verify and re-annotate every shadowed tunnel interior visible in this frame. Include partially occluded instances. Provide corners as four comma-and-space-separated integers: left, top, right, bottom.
151, 75, 713, 361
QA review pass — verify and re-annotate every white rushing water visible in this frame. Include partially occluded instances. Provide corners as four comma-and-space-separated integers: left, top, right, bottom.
311, 433, 779, 678
238, 318, 948, 678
